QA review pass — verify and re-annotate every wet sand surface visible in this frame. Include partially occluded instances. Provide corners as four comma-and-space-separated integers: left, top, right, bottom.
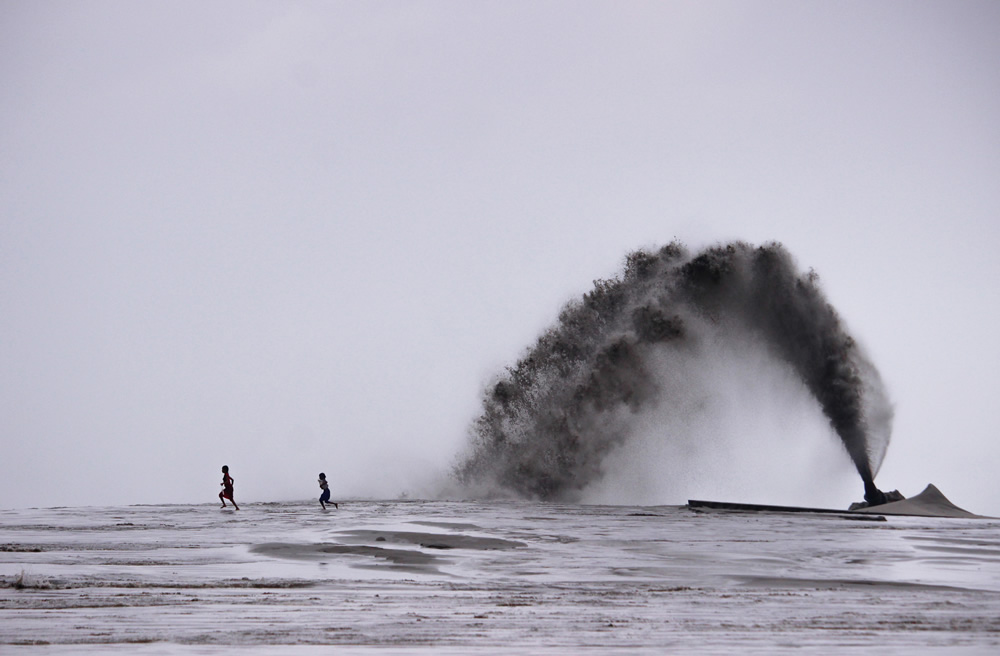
2, 500, 999, 653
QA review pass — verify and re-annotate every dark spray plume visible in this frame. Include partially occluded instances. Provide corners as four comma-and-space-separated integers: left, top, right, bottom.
455, 241, 893, 505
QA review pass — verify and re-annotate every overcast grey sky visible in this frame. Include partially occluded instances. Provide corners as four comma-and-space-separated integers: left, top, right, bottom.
2, 1, 998, 514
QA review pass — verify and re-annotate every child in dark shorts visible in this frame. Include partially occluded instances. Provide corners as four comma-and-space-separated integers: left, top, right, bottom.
318, 473, 337, 510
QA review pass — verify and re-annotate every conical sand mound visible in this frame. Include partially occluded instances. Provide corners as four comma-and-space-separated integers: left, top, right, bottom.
855, 484, 986, 518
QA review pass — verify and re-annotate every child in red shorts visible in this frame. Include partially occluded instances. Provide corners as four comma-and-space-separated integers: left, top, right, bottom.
219, 465, 239, 510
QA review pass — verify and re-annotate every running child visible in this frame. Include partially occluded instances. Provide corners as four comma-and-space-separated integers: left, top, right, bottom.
219, 465, 239, 510
318, 473, 337, 510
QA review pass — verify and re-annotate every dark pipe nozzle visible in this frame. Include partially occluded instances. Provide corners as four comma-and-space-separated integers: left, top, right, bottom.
864, 480, 888, 507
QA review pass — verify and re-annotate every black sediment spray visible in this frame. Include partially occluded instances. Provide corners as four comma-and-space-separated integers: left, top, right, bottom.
454, 241, 893, 504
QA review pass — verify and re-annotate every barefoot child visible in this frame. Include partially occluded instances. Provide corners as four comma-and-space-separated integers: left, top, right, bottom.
219, 465, 239, 510
318, 473, 337, 510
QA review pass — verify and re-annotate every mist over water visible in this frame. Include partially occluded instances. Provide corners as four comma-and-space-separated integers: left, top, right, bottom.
453, 241, 893, 504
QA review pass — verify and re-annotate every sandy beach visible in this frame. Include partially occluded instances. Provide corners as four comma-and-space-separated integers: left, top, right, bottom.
2, 499, 999, 653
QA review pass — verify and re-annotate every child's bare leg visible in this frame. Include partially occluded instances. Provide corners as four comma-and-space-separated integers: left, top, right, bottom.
219, 491, 226, 507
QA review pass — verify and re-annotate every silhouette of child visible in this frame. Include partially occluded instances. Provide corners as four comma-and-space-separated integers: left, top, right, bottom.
219, 465, 239, 510
318, 473, 337, 510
